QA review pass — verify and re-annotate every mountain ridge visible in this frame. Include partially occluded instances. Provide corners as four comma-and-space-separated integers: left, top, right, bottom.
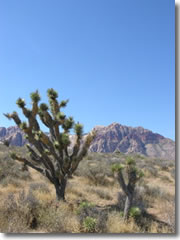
0, 123, 175, 160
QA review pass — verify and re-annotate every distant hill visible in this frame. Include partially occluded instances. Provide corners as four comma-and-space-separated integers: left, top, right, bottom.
0, 123, 175, 160
89, 123, 175, 160
0, 126, 26, 146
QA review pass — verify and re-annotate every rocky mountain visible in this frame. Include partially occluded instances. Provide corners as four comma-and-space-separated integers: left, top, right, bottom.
0, 123, 175, 160
0, 126, 26, 146
89, 123, 175, 160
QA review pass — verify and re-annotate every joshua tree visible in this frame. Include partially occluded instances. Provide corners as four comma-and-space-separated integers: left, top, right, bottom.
4, 88, 95, 201
112, 157, 144, 220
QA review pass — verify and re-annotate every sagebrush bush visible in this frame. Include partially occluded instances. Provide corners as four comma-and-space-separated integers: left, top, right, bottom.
76, 201, 107, 232
0, 155, 31, 186
90, 187, 113, 200
106, 211, 141, 233
143, 185, 172, 201
83, 217, 97, 233
0, 190, 39, 232
29, 183, 50, 194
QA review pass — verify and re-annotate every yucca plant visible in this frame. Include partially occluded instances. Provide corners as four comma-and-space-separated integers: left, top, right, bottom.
4, 89, 95, 201
112, 156, 144, 220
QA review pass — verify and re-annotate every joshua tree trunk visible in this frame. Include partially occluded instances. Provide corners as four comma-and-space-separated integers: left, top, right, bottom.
123, 194, 133, 220
54, 178, 67, 201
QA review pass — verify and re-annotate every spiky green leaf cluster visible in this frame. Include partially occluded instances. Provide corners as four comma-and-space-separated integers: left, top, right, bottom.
111, 163, 124, 172
136, 169, 144, 178
59, 133, 70, 146
59, 99, 69, 108
126, 156, 135, 165
47, 88, 58, 99
30, 90, 41, 103
53, 141, 60, 149
34, 130, 43, 141
62, 117, 74, 131
74, 123, 83, 137
44, 149, 51, 155
16, 98, 26, 108
56, 112, 66, 121
39, 103, 49, 111
129, 207, 141, 217
19, 121, 28, 130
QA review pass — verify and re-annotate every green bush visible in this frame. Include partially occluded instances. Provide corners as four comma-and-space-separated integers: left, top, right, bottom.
83, 217, 97, 232
0, 154, 31, 186
129, 207, 141, 218
76, 201, 95, 215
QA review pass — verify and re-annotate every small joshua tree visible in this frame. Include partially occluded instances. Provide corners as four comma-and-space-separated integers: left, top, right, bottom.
4, 88, 95, 201
112, 157, 144, 220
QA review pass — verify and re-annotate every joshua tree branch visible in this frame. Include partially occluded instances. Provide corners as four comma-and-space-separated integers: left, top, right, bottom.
117, 171, 129, 196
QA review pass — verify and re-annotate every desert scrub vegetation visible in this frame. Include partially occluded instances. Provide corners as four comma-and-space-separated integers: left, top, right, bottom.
0, 146, 175, 233
4, 88, 95, 201
0, 146, 31, 187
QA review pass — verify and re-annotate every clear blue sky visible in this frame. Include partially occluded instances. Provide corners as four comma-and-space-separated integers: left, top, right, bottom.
0, 0, 175, 139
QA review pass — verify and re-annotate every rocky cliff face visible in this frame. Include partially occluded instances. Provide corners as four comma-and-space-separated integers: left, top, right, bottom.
89, 123, 175, 160
0, 126, 26, 146
0, 123, 175, 160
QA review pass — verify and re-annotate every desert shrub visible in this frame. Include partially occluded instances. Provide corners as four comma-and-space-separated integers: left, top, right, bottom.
168, 162, 174, 168
129, 207, 141, 218
106, 211, 140, 233
133, 154, 145, 160
143, 185, 172, 201
82, 216, 97, 232
90, 187, 113, 200
34, 200, 80, 233
75, 160, 113, 186
76, 201, 107, 232
0, 155, 31, 186
0, 176, 21, 187
76, 201, 95, 215
161, 200, 175, 233
145, 166, 158, 177
0, 190, 39, 233
29, 183, 50, 193
160, 164, 169, 171
36, 203, 65, 232
160, 175, 172, 182
0, 188, 80, 233
87, 172, 111, 186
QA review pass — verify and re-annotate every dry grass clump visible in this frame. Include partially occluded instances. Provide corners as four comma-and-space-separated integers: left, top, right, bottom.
0, 189, 39, 233
0, 188, 81, 233
37, 201, 80, 233
29, 182, 50, 194
147, 221, 172, 233
143, 184, 172, 201
0, 155, 30, 187
89, 187, 113, 201
156, 199, 175, 233
75, 158, 114, 186
106, 211, 141, 233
